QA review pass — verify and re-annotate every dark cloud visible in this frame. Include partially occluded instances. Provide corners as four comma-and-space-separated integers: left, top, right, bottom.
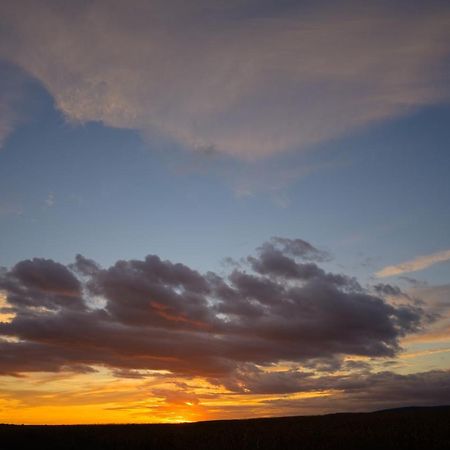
71, 254, 101, 277
257, 369, 450, 413
11, 258, 81, 296
248, 240, 357, 289
399, 276, 427, 287
84, 255, 213, 331
0, 238, 429, 385
269, 237, 330, 262
0, 258, 85, 313
373, 283, 403, 297
212, 363, 450, 416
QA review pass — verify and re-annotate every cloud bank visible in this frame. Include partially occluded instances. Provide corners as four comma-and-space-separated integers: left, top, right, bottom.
1, 0, 449, 159
0, 238, 428, 385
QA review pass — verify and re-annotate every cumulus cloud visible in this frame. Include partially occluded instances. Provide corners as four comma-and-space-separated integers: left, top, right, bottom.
0, 238, 428, 383
0, 0, 449, 159
1, 258, 84, 311
376, 249, 450, 277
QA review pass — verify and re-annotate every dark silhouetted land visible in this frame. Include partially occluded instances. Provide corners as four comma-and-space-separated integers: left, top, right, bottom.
1, 406, 450, 450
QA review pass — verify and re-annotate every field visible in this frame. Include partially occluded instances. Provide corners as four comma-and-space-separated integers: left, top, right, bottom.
1, 406, 449, 450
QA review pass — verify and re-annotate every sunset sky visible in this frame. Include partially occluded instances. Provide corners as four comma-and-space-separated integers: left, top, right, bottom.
1, 0, 450, 424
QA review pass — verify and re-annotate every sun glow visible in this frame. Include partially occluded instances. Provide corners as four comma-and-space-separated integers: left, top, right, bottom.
0, 365, 341, 425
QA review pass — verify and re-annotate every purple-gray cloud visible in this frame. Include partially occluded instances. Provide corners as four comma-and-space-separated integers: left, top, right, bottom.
0, 238, 428, 384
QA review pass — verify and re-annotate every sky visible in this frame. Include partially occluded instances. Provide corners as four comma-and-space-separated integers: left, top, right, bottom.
0, 0, 449, 424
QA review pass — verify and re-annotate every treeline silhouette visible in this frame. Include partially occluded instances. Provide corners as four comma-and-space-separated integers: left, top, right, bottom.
1, 406, 449, 450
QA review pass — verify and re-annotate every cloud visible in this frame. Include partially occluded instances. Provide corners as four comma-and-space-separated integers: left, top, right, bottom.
402, 284, 450, 344
0, 0, 449, 159
0, 201, 23, 217
45, 192, 55, 208
2, 364, 449, 422
0, 238, 428, 382
256, 369, 450, 413
0, 63, 27, 149
223, 364, 450, 407
376, 249, 450, 277
2, 243, 449, 418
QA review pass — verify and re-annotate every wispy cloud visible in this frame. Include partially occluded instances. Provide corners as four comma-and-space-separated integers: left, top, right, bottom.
45, 192, 55, 208
0, 200, 23, 217
402, 284, 450, 345
0, 1, 449, 159
376, 249, 450, 277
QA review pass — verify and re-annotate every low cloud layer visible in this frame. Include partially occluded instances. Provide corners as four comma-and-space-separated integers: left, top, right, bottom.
227, 366, 450, 407
0, 238, 428, 385
1, 0, 449, 159
253, 369, 450, 415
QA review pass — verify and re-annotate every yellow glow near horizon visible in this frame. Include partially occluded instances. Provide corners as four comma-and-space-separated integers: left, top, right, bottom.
1, 338, 449, 424
0, 366, 338, 425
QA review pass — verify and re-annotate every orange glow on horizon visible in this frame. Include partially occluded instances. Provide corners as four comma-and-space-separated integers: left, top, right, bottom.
0, 367, 337, 425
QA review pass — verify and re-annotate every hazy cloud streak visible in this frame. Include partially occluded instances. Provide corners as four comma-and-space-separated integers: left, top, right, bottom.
376, 249, 450, 277
0, 0, 449, 159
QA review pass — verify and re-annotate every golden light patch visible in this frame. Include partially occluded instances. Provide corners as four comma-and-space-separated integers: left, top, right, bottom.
0, 292, 15, 323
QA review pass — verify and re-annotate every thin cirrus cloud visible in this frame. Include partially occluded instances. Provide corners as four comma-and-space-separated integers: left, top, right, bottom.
0, 0, 449, 159
376, 249, 450, 278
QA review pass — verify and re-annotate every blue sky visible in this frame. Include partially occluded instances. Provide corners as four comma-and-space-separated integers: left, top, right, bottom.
1, 64, 449, 285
